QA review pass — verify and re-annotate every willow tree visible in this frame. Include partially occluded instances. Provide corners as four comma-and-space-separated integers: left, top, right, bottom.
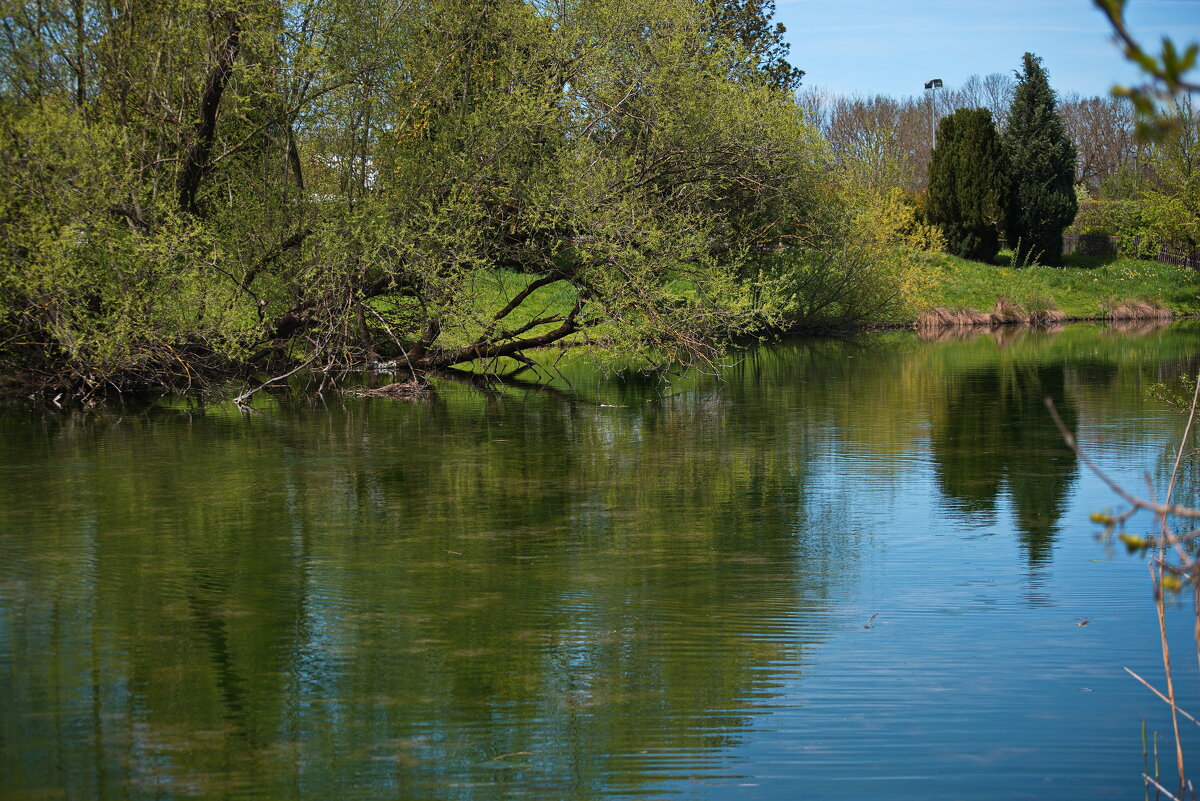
1004, 53, 1078, 264
338, 0, 828, 374
0, 0, 830, 397
925, 108, 1009, 262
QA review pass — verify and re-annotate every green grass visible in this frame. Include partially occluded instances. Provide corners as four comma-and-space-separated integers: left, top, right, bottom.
413, 269, 704, 349
912, 251, 1200, 318
371, 269, 583, 350
374, 253, 1200, 360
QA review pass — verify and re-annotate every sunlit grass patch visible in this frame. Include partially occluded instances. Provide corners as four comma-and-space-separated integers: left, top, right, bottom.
915, 253, 1200, 319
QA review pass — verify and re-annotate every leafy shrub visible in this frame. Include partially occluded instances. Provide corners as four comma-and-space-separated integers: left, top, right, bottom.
1069, 199, 1155, 257
752, 187, 942, 331
0, 105, 259, 391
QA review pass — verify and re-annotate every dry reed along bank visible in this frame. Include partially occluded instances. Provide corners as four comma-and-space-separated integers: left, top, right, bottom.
910, 252, 1199, 331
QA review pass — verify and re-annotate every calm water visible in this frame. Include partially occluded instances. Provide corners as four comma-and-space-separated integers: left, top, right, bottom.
4, 323, 1200, 800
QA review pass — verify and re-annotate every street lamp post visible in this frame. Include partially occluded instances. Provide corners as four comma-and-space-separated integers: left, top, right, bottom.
925, 78, 943, 149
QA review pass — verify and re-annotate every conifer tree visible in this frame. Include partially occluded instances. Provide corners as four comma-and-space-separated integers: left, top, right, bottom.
1004, 53, 1078, 264
704, 0, 804, 92
925, 108, 1009, 262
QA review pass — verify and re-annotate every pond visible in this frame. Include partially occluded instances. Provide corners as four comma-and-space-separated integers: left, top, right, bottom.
3, 322, 1200, 800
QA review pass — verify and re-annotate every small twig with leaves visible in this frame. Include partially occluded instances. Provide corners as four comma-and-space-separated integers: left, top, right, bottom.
1047, 376, 1200, 799
1093, 0, 1200, 140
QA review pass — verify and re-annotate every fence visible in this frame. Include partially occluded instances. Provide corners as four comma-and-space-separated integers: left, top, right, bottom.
1061, 233, 1200, 270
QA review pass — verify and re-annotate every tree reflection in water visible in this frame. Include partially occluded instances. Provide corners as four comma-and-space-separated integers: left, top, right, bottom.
3, 321, 1199, 799
931, 364, 1078, 563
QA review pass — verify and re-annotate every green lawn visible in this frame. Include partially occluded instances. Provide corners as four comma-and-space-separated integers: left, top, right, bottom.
912, 251, 1200, 319
372, 269, 584, 350
376, 253, 1200, 359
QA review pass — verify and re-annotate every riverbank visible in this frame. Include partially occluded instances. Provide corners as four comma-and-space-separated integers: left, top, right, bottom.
7, 250, 1198, 404
911, 251, 1200, 320
474, 251, 1200, 347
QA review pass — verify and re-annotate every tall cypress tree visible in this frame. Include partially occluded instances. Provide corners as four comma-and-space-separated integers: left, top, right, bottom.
925, 108, 1009, 262
1004, 53, 1077, 264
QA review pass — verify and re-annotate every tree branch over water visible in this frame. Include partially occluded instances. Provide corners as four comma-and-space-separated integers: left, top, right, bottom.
1048, 386, 1200, 798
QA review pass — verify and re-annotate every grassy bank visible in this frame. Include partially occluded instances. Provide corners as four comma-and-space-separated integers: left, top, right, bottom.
911, 251, 1200, 320
428, 252, 1200, 354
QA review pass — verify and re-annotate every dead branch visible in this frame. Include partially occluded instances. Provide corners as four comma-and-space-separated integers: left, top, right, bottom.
1046, 398, 1200, 522
1126, 667, 1200, 728
233, 353, 317, 406
1145, 773, 1182, 801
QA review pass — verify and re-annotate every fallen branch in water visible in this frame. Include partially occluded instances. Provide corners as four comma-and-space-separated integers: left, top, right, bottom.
233, 354, 318, 406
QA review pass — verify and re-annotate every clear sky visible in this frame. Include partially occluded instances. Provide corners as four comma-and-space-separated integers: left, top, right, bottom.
774, 0, 1200, 100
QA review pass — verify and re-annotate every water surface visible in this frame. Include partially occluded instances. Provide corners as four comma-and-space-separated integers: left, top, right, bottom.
3, 323, 1200, 800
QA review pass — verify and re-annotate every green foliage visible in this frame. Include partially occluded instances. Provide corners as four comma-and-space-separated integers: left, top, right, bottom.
1147, 373, 1199, 412
751, 245, 897, 332
1070, 100, 1199, 256
752, 186, 942, 331
703, 0, 804, 92
1005, 53, 1078, 265
1141, 193, 1200, 254
1099, 162, 1148, 200
0, 0, 833, 397
1140, 97, 1200, 252
0, 102, 258, 390
1070, 199, 1156, 256
857, 187, 945, 254
925, 108, 1009, 262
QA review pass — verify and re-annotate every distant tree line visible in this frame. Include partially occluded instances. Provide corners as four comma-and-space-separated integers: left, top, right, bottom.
799, 70, 1142, 197
798, 72, 1017, 196
802, 52, 1198, 264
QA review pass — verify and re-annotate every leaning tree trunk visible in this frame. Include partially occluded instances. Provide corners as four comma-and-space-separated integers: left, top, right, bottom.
177, 10, 242, 216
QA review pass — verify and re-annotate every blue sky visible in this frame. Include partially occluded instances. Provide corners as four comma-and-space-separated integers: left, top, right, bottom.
773, 0, 1200, 99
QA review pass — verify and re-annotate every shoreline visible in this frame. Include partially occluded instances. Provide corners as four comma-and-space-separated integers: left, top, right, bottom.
7, 312, 1197, 408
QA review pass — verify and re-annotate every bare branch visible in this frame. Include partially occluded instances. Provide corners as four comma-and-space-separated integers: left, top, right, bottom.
233, 353, 317, 406
1045, 397, 1200, 520
1125, 667, 1200, 728
489, 274, 563, 327
1144, 773, 1182, 801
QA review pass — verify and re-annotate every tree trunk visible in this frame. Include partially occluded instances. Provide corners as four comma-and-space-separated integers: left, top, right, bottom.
177, 10, 241, 216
